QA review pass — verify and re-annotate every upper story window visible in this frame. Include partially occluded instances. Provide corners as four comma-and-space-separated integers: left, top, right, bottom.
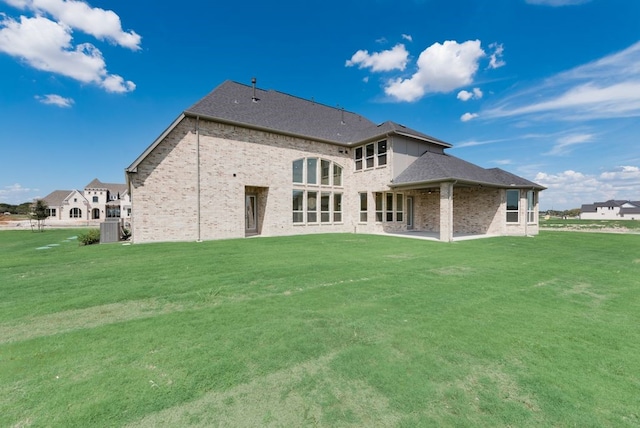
292, 157, 343, 187
355, 140, 387, 171
92, 196, 99, 203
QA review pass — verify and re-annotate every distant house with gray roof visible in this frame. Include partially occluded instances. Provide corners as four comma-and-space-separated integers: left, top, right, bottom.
580, 200, 640, 220
125, 80, 545, 243
41, 178, 131, 224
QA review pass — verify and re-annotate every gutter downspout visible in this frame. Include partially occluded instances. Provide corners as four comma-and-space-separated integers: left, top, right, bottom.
196, 116, 201, 242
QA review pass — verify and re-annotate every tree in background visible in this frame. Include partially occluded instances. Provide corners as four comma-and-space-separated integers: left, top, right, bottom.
31, 199, 48, 232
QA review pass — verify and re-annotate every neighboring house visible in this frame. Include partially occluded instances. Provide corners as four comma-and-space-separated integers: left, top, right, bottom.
125, 80, 545, 244
580, 200, 640, 220
42, 178, 131, 224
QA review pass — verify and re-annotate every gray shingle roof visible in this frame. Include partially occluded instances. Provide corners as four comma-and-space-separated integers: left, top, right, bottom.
185, 81, 449, 147
85, 178, 127, 197
392, 151, 546, 189
42, 190, 73, 206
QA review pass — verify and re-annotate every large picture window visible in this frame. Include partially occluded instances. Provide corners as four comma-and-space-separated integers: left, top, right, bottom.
292, 158, 344, 225
506, 189, 519, 223
69, 208, 82, 218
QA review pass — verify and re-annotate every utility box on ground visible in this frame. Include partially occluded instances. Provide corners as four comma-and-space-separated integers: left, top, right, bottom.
100, 218, 122, 243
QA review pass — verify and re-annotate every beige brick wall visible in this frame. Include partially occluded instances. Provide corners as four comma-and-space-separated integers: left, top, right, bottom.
453, 187, 502, 235
130, 117, 395, 243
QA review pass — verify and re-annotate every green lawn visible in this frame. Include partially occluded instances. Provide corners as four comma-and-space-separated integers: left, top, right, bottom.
1, 230, 639, 427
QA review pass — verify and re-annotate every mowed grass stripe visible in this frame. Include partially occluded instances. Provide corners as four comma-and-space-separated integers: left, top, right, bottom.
0, 276, 377, 344
1, 229, 639, 426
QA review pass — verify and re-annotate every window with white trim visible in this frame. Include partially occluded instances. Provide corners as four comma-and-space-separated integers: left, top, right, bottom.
70, 208, 82, 218
369, 192, 404, 223
386, 193, 394, 222
355, 147, 363, 170
359, 192, 367, 222
292, 158, 344, 224
334, 193, 342, 222
354, 140, 388, 171
292, 159, 304, 184
333, 164, 342, 186
321, 192, 331, 223
293, 190, 304, 223
378, 140, 387, 166
375, 192, 383, 222
527, 191, 536, 223
307, 191, 318, 223
307, 158, 318, 185
506, 189, 519, 223
396, 193, 404, 222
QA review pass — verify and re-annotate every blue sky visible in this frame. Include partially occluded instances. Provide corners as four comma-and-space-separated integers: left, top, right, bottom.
1, 0, 639, 210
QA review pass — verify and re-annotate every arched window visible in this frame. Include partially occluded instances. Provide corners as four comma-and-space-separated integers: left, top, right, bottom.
92, 208, 100, 219
292, 158, 343, 224
70, 208, 82, 218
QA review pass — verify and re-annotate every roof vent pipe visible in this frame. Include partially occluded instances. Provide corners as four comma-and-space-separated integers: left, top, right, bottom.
251, 77, 259, 102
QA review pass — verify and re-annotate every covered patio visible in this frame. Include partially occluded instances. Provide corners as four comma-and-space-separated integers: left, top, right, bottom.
389, 151, 545, 242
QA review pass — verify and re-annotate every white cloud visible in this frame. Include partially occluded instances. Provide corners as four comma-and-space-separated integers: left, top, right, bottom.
455, 138, 509, 148
488, 43, 505, 69
35, 93, 74, 107
4, 0, 141, 50
460, 112, 478, 122
457, 90, 473, 101
545, 133, 594, 155
401, 34, 413, 42
525, 0, 591, 6
535, 166, 639, 210
482, 41, 640, 121
345, 43, 409, 72
0, 183, 39, 204
0, 14, 136, 93
493, 159, 512, 165
600, 165, 640, 181
384, 40, 485, 102
457, 87, 483, 101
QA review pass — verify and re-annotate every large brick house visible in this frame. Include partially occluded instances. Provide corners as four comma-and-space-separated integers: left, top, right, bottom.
42, 178, 131, 224
125, 80, 545, 244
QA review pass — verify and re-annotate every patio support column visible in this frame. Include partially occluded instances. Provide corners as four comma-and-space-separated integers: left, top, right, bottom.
439, 182, 454, 242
